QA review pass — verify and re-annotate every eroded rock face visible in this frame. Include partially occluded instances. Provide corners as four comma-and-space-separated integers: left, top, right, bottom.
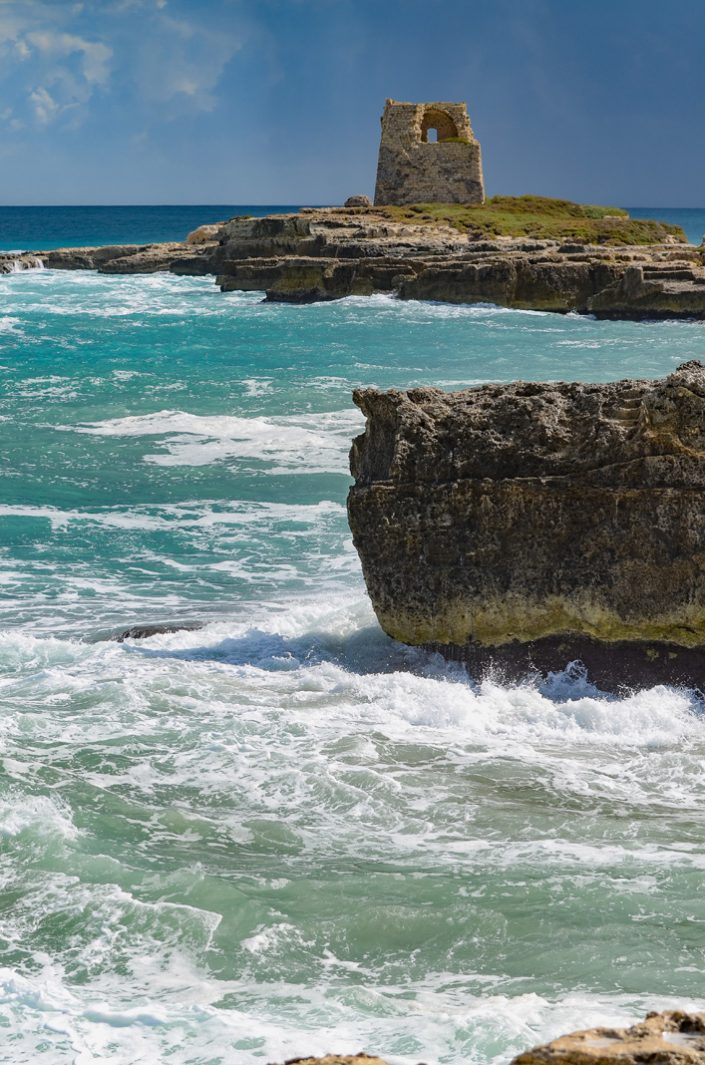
186, 221, 226, 244
211, 209, 705, 313
0, 253, 44, 273
45, 242, 216, 275
588, 264, 705, 319
2, 241, 218, 276
511, 1011, 705, 1065
347, 362, 705, 686
6, 206, 705, 317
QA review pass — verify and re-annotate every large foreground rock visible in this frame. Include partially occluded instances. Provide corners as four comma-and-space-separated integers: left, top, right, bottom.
348, 361, 705, 687
511, 1011, 705, 1065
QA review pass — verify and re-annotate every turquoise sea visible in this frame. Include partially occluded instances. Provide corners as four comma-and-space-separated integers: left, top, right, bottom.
2, 207, 705, 1065
0, 206, 304, 252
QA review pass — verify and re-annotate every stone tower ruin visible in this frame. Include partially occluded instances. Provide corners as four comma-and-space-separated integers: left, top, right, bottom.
374, 99, 484, 206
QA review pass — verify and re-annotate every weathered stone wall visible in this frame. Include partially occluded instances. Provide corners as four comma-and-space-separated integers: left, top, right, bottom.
374, 99, 484, 206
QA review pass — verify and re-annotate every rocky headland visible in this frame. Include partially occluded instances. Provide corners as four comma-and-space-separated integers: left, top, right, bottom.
348, 360, 705, 689
4, 198, 705, 319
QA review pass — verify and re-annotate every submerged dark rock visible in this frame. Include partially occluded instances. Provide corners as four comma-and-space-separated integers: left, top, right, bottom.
107, 622, 203, 643
347, 361, 705, 688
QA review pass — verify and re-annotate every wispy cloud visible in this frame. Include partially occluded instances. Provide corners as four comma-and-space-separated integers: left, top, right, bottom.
28, 84, 59, 124
130, 11, 241, 112
26, 29, 112, 85
0, 0, 241, 129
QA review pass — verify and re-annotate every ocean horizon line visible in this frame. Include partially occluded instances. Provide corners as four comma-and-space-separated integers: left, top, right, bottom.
0, 202, 323, 209
0, 202, 704, 209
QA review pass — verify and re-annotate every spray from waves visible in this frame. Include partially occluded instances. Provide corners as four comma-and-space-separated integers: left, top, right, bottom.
0, 791, 80, 841
333, 294, 551, 318
0, 270, 258, 318
0, 972, 700, 1065
3, 591, 703, 761
1, 256, 44, 274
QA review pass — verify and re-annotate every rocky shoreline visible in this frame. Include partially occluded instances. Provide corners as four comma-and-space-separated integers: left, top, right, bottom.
274, 1012, 705, 1065
347, 361, 705, 689
4, 205, 705, 318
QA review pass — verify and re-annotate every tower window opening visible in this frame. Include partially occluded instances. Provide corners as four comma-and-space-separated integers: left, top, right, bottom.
421, 108, 458, 143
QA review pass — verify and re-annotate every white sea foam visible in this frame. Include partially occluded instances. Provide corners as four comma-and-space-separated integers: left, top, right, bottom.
0, 793, 79, 840
0, 964, 700, 1065
0, 270, 256, 319
242, 377, 273, 397
111, 369, 143, 381
0, 315, 22, 333
0, 498, 345, 532
336, 293, 550, 319
0, 503, 165, 531
62, 408, 364, 471
2, 589, 705, 1065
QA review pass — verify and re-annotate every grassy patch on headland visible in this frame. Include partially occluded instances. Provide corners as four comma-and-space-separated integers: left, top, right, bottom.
381, 195, 686, 245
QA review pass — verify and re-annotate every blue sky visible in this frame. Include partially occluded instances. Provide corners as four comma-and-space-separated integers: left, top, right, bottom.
0, 0, 702, 206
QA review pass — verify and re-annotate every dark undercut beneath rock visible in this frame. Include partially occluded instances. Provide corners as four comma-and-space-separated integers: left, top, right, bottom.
424, 635, 705, 692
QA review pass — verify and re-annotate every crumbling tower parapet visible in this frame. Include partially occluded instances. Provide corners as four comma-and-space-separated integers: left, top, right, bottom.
374, 99, 484, 206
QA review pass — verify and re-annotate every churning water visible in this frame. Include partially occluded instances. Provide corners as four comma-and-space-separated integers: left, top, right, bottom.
2, 262, 705, 1064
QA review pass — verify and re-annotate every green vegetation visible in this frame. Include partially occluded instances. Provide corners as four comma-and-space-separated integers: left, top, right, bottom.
381, 195, 686, 245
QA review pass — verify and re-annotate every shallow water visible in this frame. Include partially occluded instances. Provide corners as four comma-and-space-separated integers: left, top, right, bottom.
2, 268, 705, 1064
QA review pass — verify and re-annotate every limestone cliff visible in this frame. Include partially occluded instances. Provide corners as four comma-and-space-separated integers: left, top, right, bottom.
347, 361, 705, 687
212, 210, 703, 313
